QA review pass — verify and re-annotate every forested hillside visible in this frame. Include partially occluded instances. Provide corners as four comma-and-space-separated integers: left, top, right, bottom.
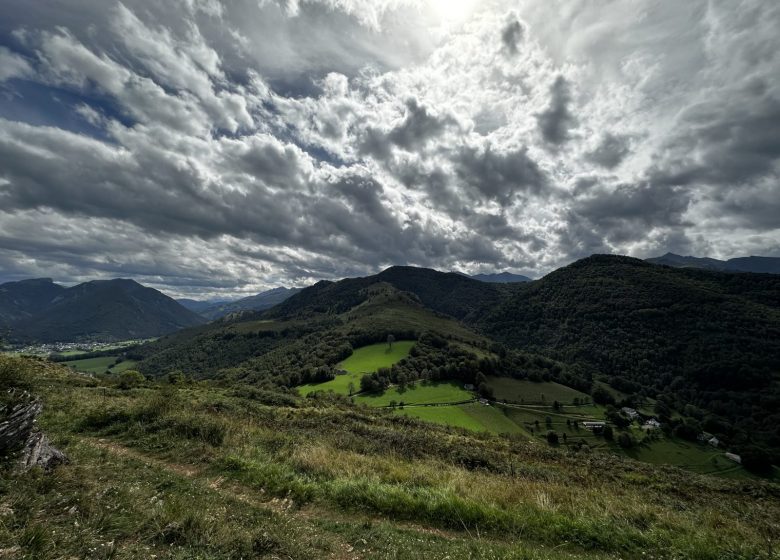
479, 255, 780, 460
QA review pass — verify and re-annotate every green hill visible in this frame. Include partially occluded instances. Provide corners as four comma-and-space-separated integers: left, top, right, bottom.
2, 356, 778, 559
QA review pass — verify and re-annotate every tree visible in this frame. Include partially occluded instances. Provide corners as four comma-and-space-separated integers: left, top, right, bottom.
592, 386, 615, 405
603, 425, 614, 441
562, 433, 568, 443
546, 431, 559, 445
387, 334, 395, 350
739, 445, 773, 474
347, 382, 355, 396
552, 400, 561, 411
617, 432, 635, 448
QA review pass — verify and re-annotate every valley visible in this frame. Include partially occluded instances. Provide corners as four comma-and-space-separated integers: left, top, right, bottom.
2, 256, 779, 559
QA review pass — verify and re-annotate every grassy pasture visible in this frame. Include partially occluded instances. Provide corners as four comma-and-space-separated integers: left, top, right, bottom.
355, 380, 473, 407
487, 376, 590, 404
395, 404, 485, 431
65, 356, 138, 375
299, 341, 414, 396
396, 402, 527, 435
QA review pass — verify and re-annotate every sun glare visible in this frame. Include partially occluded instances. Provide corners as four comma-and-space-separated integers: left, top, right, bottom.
427, 0, 479, 24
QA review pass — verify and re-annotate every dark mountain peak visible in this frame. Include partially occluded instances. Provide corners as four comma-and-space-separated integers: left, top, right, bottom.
13, 277, 55, 285
5, 277, 205, 343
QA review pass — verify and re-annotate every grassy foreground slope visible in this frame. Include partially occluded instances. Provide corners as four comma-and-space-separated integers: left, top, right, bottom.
3, 356, 779, 559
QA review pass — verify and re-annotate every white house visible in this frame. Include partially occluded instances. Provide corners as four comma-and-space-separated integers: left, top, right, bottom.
643, 418, 661, 429
708, 436, 720, 448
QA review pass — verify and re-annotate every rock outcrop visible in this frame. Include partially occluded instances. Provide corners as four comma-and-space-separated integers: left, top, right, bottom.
0, 390, 67, 471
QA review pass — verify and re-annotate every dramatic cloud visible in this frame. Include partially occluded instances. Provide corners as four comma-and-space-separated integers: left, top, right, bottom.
0, 0, 778, 297
536, 75, 576, 146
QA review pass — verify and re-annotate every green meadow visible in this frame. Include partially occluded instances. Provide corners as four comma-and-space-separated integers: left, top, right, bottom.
396, 402, 525, 435
299, 340, 414, 395
487, 376, 590, 404
65, 356, 138, 375
354, 380, 473, 406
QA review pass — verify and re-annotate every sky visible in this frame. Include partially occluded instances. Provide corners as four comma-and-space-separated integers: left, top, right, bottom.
0, 0, 779, 299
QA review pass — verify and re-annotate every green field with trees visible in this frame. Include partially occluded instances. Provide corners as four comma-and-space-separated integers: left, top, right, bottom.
298, 340, 415, 395
2, 355, 777, 559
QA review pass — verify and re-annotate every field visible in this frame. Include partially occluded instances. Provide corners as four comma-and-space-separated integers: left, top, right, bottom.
65, 356, 138, 375
298, 341, 414, 395
2, 356, 776, 560
354, 380, 473, 406
620, 437, 748, 477
487, 376, 590, 404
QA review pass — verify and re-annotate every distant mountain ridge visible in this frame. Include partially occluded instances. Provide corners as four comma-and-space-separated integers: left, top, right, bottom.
470, 272, 532, 283
647, 252, 780, 274
0, 278, 205, 342
179, 287, 302, 320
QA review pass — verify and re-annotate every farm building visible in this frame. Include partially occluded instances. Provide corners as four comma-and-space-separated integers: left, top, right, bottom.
621, 407, 639, 419
725, 452, 742, 464
643, 418, 661, 429
708, 436, 720, 448
582, 421, 605, 431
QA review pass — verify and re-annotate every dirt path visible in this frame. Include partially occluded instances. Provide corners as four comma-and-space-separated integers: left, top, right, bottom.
83, 437, 361, 560
82, 437, 464, 559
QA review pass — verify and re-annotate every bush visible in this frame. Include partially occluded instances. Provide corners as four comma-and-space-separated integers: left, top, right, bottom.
0, 355, 33, 393
117, 370, 145, 390
546, 431, 559, 445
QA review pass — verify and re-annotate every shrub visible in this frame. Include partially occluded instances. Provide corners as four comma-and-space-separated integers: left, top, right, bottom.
117, 370, 145, 390
546, 431, 559, 445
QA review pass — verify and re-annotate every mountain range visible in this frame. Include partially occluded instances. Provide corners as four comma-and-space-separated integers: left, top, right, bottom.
178, 287, 302, 320
0, 278, 205, 342
647, 252, 780, 274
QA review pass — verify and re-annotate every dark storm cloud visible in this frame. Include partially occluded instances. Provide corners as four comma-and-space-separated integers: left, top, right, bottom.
501, 16, 524, 55
454, 144, 548, 206
388, 98, 455, 151
536, 75, 576, 146
570, 180, 692, 245
359, 98, 455, 158
586, 133, 631, 169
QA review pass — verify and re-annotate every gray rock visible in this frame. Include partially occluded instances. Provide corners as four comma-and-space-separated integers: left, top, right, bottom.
0, 390, 67, 471
18, 431, 68, 471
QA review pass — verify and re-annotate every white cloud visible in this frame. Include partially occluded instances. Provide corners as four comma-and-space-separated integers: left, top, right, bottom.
0, 0, 778, 295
